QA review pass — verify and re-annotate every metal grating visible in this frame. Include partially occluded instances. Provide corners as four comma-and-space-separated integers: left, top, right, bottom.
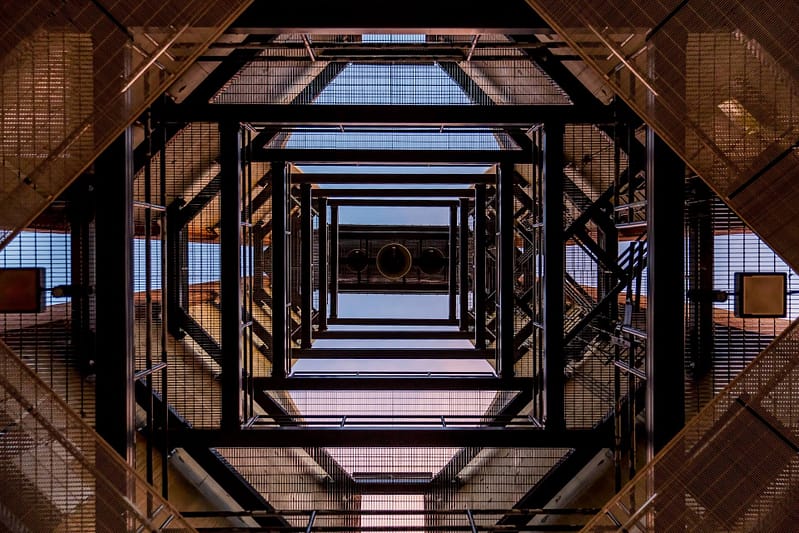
0, 204, 95, 424
0, 0, 253, 251
684, 178, 799, 411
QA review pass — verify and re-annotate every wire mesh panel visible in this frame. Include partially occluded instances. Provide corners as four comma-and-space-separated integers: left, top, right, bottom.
0, 206, 95, 424
0, 0, 253, 250
0, 338, 195, 532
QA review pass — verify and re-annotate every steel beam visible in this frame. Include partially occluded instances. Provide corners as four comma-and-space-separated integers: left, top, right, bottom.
543, 121, 565, 430
300, 183, 313, 349
253, 376, 531, 391
293, 173, 495, 185
313, 188, 475, 198
327, 317, 457, 327
256, 148, 530, 164
313, 330, 472, 340
169, 428, 608, 448
449, 205, 458, 321
175, 172, 222, 227
229, 0, 550, 34
177, 308, 222, 365
253, 222, 269, 302
164, 104, 609, 126
330, 206, 339, 319
93, 129, 134, 531
94, 129, 135, 463
646, 129, 685, 457
459, 199, 470, 331
474, 184, 487, 349
220, 122, 243, 430
337, 282, 449, 293
497, 162, 516, 378
318, 198, 328, 332
166, 199, 189, 340
292, 348, 493, 359
67, 178, 95, 377
328, 199, 459, 208
271, 162, 288, 378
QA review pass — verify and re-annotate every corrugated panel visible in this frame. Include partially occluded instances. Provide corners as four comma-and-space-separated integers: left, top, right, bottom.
0, 0, 254, 250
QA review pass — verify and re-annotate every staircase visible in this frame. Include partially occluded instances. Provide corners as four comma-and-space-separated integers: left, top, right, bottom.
0, 0, 253, 250
524, 0, 799, 529
0, 338, 194, 532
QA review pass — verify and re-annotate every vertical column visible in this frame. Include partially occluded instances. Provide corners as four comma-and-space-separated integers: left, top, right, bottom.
94, 129, 135, 462
300, 183, 313, 348
497, 162, 516, 378
166, 110, 188, 339
68, 178, 95, 378
93, 129, 135, 532
253, 221, 268, 302
330, 206, 340, 320
271, 162, 288, 378
459, 199, 469, 331
646, 128, 685, 457
448, 205, 458, 322
687, 177, 714, 379
220, 122, 242, 431
497, 163, 516, 378
543, 121, 565, 430
473, 184, 487, 349
318, 197, 328, 332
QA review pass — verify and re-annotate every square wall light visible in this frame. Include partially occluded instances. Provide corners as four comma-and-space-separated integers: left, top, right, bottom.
734, 272, 787, 318
0, 268, 46, 313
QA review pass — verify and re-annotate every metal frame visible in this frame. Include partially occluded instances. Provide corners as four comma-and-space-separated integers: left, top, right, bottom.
91, 7, 673, 520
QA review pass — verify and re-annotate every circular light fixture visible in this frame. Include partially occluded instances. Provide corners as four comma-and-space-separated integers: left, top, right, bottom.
345, 249, 369, 272
417, 247, 446, 275
375, 243, 413, 280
